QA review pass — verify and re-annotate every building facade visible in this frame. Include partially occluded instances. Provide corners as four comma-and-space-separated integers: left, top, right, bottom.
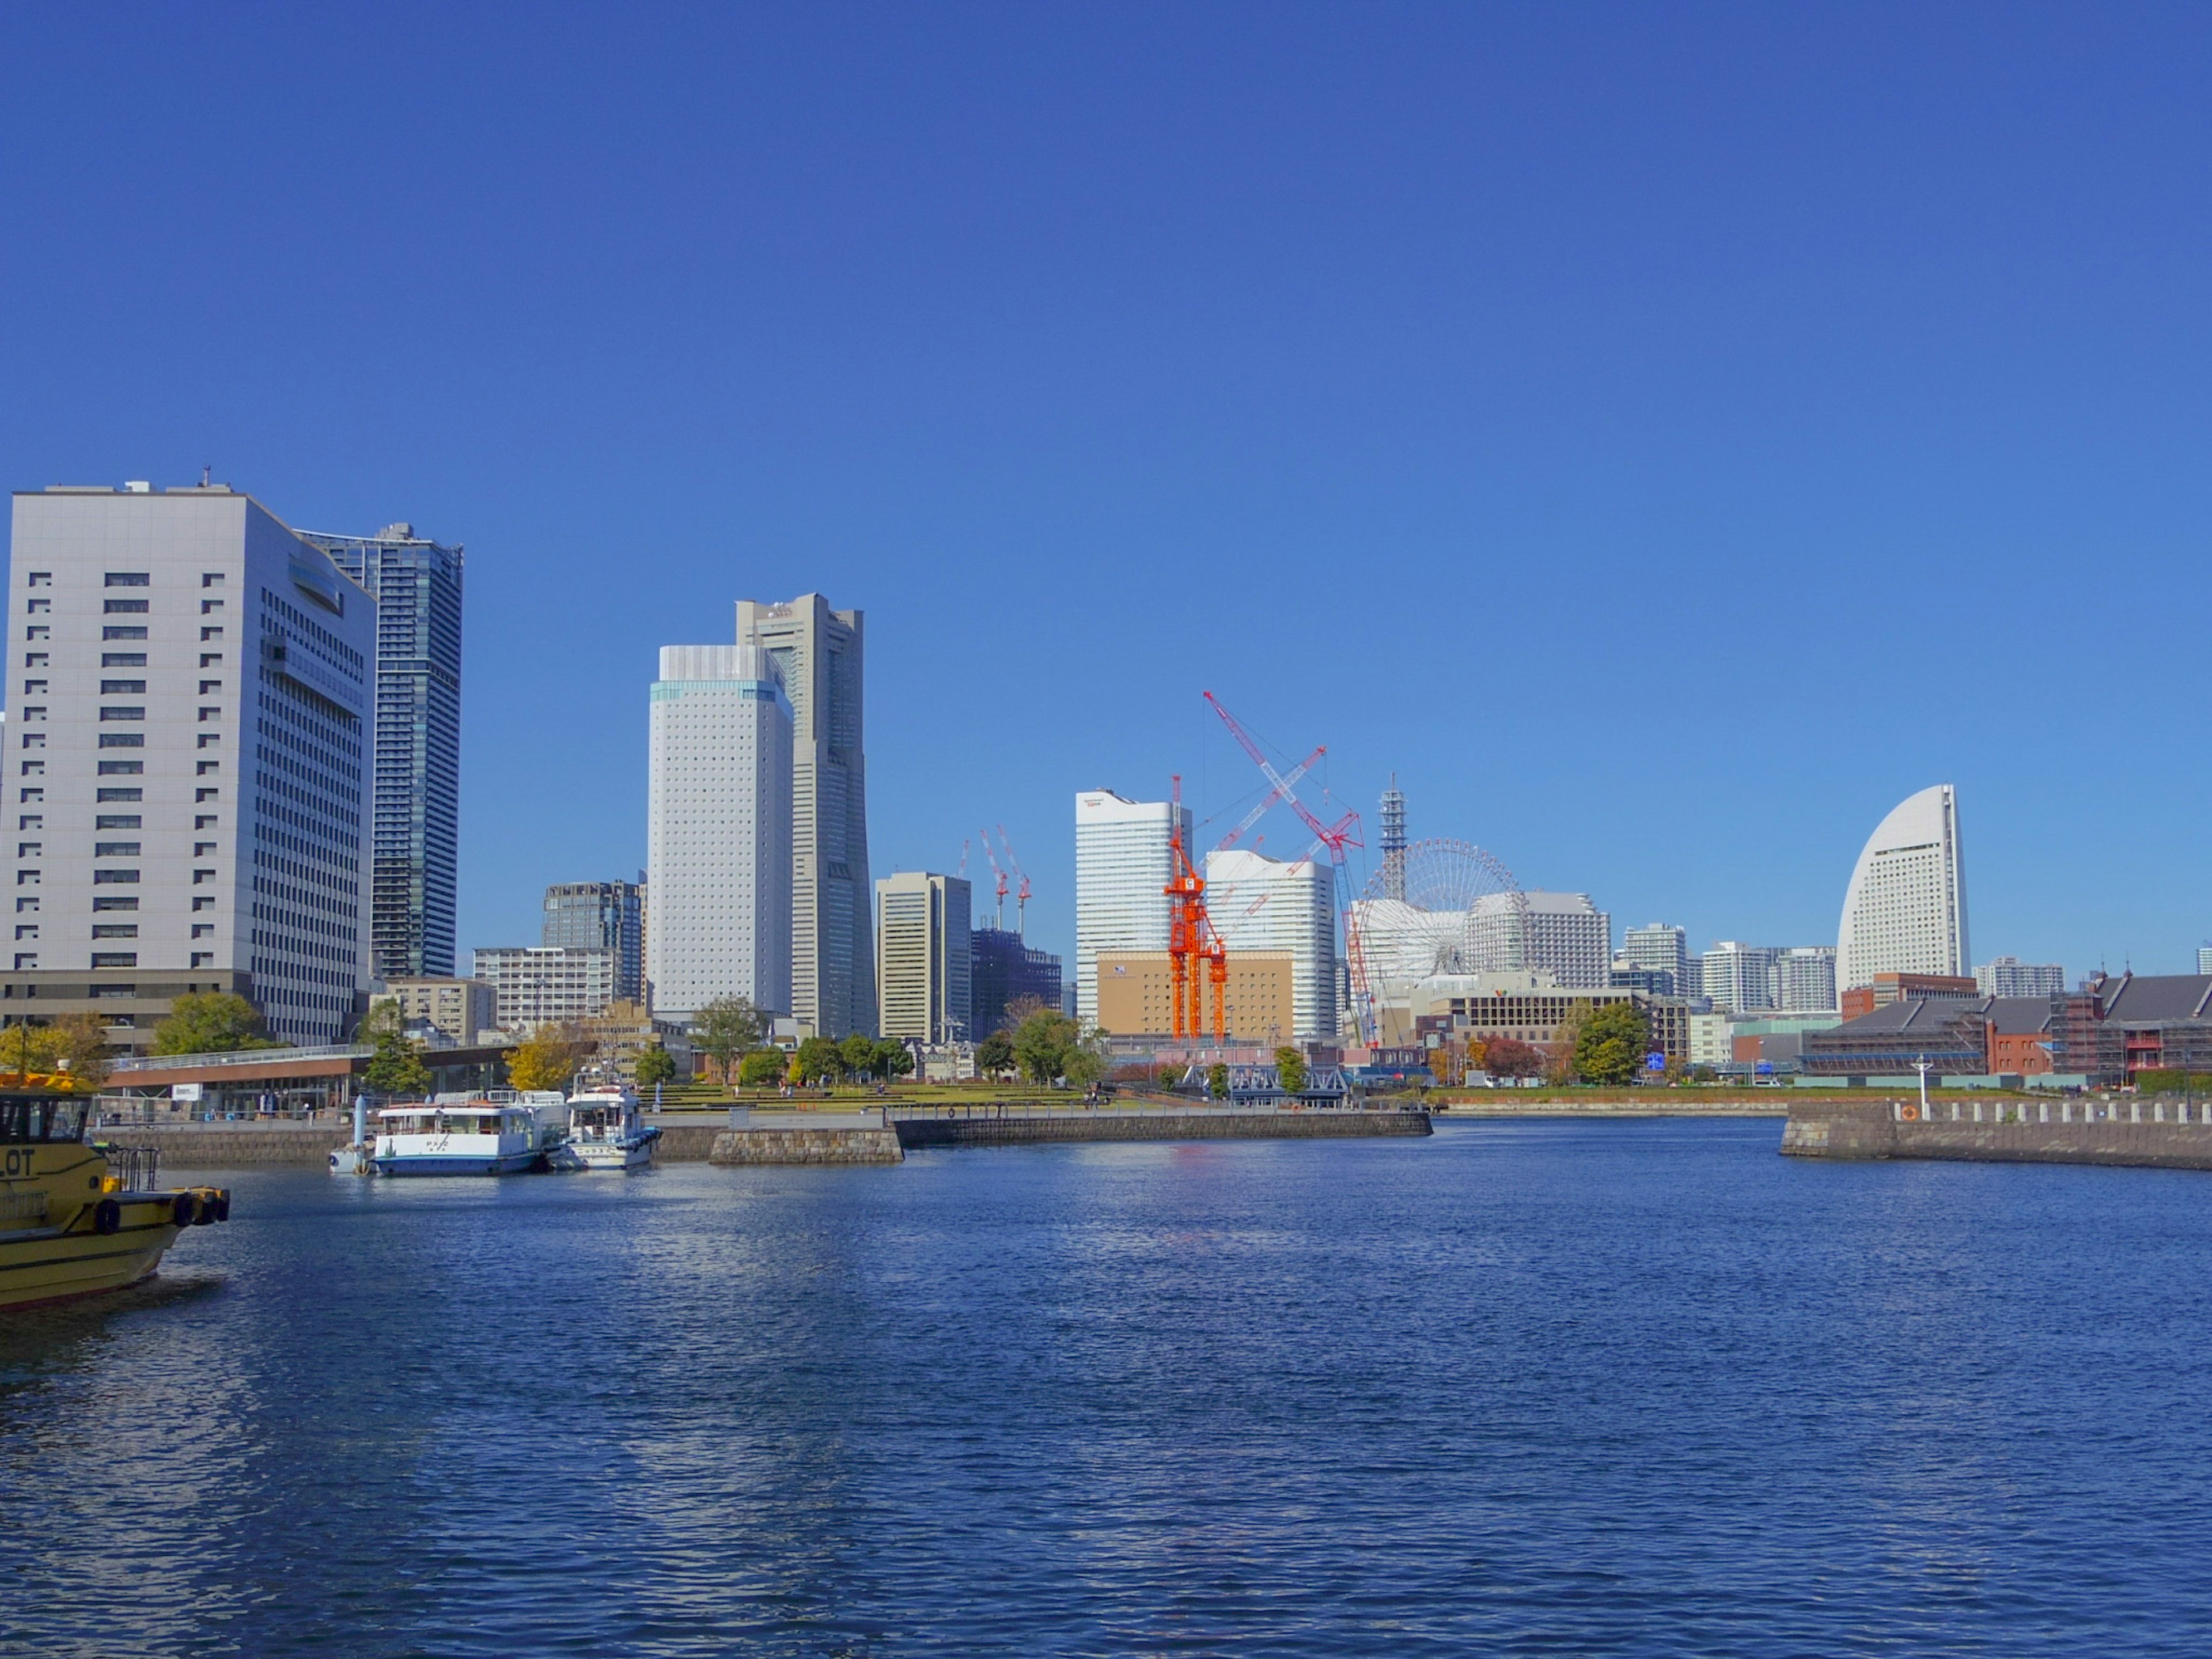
1203, 847, 1336, 1039
736, 596, 872, 1038
969, 926, 1063, 1041
298, 525, 462, 982
471, 945, 616, 1033
874, 872, 971, 1045
1469, 891, 1610, 988
646, 644, 793, 1024
543, 880, 645, 1004
1095, 949, 1296, 1043
1700, 942, 1780, 1013
1778, 946, 1838, 1012
1975, 956, 2066, 998
1620, 923, 1691, 999
1836, 783, 1969, 993
1402, 971, 1690, 1065
5, 483, 375, 1050
375, 976, 495, 1047
1074, 789, 1188, 1029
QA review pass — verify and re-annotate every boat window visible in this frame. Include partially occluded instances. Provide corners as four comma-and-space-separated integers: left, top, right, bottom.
43, 1100, 84, 1141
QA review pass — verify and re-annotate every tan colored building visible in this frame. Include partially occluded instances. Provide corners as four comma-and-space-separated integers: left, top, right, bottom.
1094, 950, 1295, 1043
375, 977, 497, 1047
1396, 970, 1690, 1063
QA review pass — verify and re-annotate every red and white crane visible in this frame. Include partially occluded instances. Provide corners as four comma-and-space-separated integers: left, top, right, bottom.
994, 825, 1032, 937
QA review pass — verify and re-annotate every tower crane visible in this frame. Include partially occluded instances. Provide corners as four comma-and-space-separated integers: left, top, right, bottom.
994, 825, 1032, 937
1162, 775, 1226, 1046
978, 832, 1009, 931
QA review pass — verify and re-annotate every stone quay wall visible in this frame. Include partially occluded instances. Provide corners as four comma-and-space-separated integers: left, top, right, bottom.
894, 1108, 1433, 1150
707, 1128, 905, 1166
1782, 1097, 2212, 1172
108, 1122, 340, 1168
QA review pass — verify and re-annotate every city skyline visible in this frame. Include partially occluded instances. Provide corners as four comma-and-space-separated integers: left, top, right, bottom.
8, 10, 2212, 987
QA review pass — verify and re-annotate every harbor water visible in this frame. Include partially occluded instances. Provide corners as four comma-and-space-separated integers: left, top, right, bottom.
6, 1119, 2212, 1656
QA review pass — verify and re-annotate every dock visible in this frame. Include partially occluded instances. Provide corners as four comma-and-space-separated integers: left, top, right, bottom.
1781, 1096, 2212, 1172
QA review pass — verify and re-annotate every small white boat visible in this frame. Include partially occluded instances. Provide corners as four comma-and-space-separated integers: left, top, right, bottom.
372, 1097, 546, 1177
547, 1082, 660, 1172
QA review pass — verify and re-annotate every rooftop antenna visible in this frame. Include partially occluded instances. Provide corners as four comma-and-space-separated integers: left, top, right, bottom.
200, 465, 211, 487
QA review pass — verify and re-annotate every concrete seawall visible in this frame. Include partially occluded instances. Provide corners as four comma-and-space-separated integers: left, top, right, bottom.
709, 1127, 904, 1165
895, 1108, 1433, 1149
1782, 1099, 2212, 1172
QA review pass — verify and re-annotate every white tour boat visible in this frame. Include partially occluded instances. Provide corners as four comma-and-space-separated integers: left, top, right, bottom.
372, 1096, 547, 1177
547, 1082, 661, 1172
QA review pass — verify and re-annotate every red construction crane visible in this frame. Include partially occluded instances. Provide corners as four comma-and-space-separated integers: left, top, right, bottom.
1214, 744, 1324, 854
1203, 690, 1376, 1043
994, 824, 1032, 937
1163, 776, 1226, 1046
978, 831, 1009, 930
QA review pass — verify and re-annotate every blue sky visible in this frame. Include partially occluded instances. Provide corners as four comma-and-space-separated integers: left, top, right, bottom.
4, 3, 2209, 981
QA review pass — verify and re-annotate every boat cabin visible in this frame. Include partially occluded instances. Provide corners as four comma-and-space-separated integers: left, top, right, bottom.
0, 1094, 87, 1145
375, 1104, 533, 1140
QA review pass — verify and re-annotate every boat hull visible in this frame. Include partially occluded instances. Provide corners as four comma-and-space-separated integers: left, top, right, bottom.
372, 1151, 541, 1177
562, 1138, 657, 1171
0, 1206, 183, 1310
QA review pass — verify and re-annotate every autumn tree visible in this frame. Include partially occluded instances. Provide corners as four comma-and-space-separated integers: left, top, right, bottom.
506, 1024, 586, 1092
1482, 1036, 1545, 1078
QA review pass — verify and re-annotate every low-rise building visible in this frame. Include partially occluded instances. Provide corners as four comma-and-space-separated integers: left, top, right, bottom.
2051, 972, 2212, 1087
1688, 1012, 1734, 1070
374, 977, 496, 1048
1095, 950, 1295, 1044
471, 945, 617, 1034
1839, 972, 1980, 1021
1401, 969, 1690, 1065
1801, 995, 2061, 1078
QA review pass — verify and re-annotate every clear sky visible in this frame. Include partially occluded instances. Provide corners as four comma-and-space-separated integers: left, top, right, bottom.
5, 3, 2209, 983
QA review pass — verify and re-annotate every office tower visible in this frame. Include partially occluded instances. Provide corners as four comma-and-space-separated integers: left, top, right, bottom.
1622, 923, 1691, 999
1471, 891, 1612, 988
1836, 784, 1969, 993
298, 524, 462, 981
1204, 847, 1338, 1037
1702, 942, 1782, 1013
646, 644, 792, 1024
542, 880, 644, 1003
1778, 945, 1839, 1011
1074, 789, 1188, 1029
1975, 956, 2066, 998
736, 596, 872, 1038
874, 872, 971, 1044
1377, 777, 1408, 902
471, 945, 616, 1032
5, 483, 374, 1050
969, 927, 1063, 1040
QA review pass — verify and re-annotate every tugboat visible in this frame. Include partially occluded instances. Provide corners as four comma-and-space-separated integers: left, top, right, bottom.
547, 1079, 660, 1172
0, 1088, 232, 1310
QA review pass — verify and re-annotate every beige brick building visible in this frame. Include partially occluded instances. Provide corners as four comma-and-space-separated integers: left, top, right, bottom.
1094, 950, 1296, 1043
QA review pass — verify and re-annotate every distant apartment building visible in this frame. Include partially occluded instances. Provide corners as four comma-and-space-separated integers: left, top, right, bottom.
970, 926, 1062, 1040
543, 880, 645, 1004
1688, 1011, 1734, 1070
298, 524, 463, 982
736, 596, 873, 1038
1975, 956, 2066, 998
1095, 949, 1295, 1044
1470, 891, 1611, 988
1778, 946, 1838, 1012
1620, 923, 1691, 999
1700, 942, 1781, 1014
472, 945, 616, 1033
376, 976, 495, 1047
1074, 790, 1188, 1029
5, 482, 375, 1051
874, 872, 971, 1045
646, 644, 793, 1024
1837, 783, 1968, 993
1203, 847, 1336, 1039
2200, 946, 2212, 977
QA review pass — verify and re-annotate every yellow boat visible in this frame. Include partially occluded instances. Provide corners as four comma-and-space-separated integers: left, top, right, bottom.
0, 1090, 231, 1311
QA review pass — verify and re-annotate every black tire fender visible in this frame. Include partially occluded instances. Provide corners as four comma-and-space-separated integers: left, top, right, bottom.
172, 1192, 198, 1229
93, 1198, 122, 1236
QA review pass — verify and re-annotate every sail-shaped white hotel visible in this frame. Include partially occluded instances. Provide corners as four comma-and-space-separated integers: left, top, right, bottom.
1835, 783, 1969, 994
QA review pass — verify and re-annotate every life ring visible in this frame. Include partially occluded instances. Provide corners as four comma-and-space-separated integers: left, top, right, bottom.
171, 1193, 199, 1229
1900, 1104, 1920, 1121
93, 1198, 122, 1235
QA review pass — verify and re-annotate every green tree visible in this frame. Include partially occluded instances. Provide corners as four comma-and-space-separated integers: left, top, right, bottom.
975, 1030, 1015, 1076
151, 992, 282, 1056
0, 1012, 114, 1090
738, 1048, 787, 1088
633, 1044, 677, 1088
793, 1035, 843, 1084
873, 1038, 914, 1080
1275, 1045, 1308, 1096
691, 995, 764, 1083
360, 1001, 431, 1097
839, 1032, 878, 1080
1207, 1062, 1230, 1100
1009, 1007, 1109, 1086
1573, 1002, 1650, 1087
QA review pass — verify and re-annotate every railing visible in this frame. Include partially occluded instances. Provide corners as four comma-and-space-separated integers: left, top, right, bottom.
1893, 1096, 2212, 1126
92, 1143, 160, 1190
111, 1044, 369, 1075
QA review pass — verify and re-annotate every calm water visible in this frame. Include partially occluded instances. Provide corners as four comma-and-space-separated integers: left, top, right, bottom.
5, 1119, 2212, 1657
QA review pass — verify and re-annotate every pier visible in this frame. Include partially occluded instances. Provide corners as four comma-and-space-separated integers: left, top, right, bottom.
1782, 1096, 2212, 1172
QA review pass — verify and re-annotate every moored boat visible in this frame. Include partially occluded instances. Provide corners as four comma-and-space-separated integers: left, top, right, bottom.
0, 1090, 232, 1310
370, 1097, 547, 1177
547, 1082, 660, 1172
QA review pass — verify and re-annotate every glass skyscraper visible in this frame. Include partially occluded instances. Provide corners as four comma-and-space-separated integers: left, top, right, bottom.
542, 879, 645, 1004
299, 524, 463, 982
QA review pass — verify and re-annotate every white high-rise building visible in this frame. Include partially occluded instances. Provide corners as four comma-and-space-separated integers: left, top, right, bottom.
874, 872, 971, 1044
1702, 942, 1781, 1013
1074, 790, 1188, 1029
1203, 848, 1336, 1039
1621, 923, 1691, 998
1778, 946, 1838, 1012
5, 483, 375, 1050
1836, 784, 1969, 993
1975, 956, 2065, 998
471, 945, 618, 1033
646, 645, 793, 1024
736, 596, 872, 1038
1471, 891, 1611, 988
